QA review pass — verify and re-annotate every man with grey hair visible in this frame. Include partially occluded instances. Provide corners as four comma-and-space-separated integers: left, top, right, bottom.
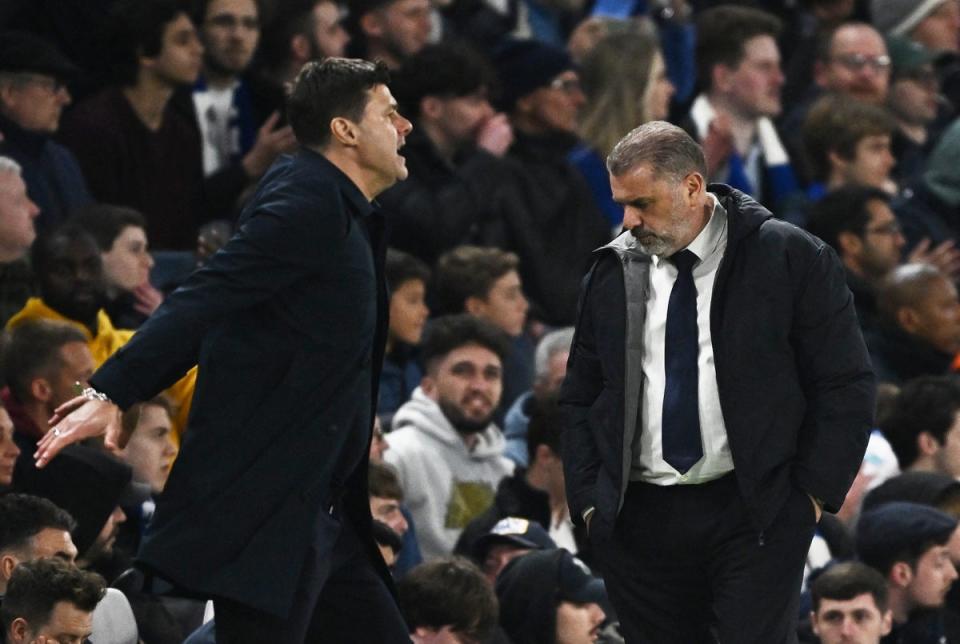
0, 156, 40, 325
504, 327, 573, 467
560, 120, 874, 641
0, 157, 38, 263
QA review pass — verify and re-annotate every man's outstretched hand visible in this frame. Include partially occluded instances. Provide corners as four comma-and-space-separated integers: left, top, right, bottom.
35, 397, 125, 468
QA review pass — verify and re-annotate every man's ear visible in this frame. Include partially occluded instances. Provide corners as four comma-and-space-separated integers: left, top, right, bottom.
880, 609, 894, 636
836, 231, 864, 258
464, 296, 486, 317
9, 616, 30, 643
711, 63, 735, 94
889, 560, 913, 588
420, 373, 437, 399
684, 172, 705, 204
421, 96, 443, 121
330, 116, 358, 147
828, 149, 849, 176
897, 306, 920, 334
0, 553, 19, 583
29, 377, 52, 404
917, 431, 942, 457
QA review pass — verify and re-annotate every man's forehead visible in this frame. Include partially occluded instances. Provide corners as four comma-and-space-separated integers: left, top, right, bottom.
444, 344, 502, 366
207, 0, 259, 18
831, 25, 885, 54
610, 164, 669, 195
818, 592, 881, 614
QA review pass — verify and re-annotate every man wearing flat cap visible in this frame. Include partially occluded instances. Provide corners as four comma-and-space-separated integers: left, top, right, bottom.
0, 31, 91, 231
857, 501, 960, 642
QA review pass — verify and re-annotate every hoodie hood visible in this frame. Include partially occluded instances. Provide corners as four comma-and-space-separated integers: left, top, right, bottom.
392, 387, 507, 459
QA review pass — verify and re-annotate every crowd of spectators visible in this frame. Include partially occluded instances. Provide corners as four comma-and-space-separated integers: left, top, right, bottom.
3, 0, 960, 641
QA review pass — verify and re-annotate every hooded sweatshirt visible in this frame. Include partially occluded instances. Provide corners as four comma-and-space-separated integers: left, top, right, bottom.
385, 387, 515, 560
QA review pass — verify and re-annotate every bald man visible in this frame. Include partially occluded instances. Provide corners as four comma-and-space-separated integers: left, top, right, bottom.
868, 263, 960, 383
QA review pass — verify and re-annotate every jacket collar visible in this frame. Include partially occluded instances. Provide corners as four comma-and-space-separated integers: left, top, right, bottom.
0, 112, 50, 157
294, 147, 376, 218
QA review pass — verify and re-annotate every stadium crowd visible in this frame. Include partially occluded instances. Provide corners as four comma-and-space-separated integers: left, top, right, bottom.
2, 0, 960, 641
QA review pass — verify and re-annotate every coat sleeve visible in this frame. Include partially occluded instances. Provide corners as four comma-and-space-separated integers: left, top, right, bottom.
790, 242, 876, 512
559, 265, 605, 526
89, 187, 341, 409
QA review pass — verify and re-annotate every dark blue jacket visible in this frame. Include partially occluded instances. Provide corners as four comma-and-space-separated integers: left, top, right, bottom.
560, 185, 875, 541
89, 149, 391, 617
0, 113, 91, 231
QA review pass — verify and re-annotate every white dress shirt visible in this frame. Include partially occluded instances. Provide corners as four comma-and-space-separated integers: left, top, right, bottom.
632, 194, 735, 484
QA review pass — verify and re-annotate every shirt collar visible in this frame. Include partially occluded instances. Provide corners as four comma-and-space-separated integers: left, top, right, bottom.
653, 194, 727, 268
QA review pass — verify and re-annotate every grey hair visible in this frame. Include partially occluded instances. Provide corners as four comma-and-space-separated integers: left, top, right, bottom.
0, 156, 23, 177
534, 327, 575, 380
606, 121, 706, 180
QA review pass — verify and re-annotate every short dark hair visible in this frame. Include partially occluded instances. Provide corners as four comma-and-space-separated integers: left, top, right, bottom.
434, 246, 519, 315
881, 376, 960, 469
368, 461, 404, 500
392, 43, 494, 118
71, 204, 147, 252
419, 314, 510, 375
806, 186, 891, 251
287, 57, 390, 148
189, 0, 261, 25
397, 557, 498, 641
695, 5, 782, 91
121, 396, 173, 437
607, 121, 706, 180
386, 248, 430, 292
0, 558, 104, 634
258, 0, 333, 70
0, 494, 77, 556
527, 395, 562, 464
810, 561, 888, 613
802, 94, 896, 182
108, 0, 185, 86
3, 320, 88, 404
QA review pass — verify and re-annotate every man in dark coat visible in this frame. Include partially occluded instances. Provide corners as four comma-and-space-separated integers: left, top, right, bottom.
560, 122, 874, 642
31, 58, 414, 643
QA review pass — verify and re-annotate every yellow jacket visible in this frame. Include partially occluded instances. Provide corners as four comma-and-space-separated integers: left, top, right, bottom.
6, 298, 195, 442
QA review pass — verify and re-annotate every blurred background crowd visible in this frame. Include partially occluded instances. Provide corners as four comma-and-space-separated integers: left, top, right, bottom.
3, 0, 960, 641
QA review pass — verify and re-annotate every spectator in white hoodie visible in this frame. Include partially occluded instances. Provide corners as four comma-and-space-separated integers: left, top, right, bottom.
385, 314, 514, 560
